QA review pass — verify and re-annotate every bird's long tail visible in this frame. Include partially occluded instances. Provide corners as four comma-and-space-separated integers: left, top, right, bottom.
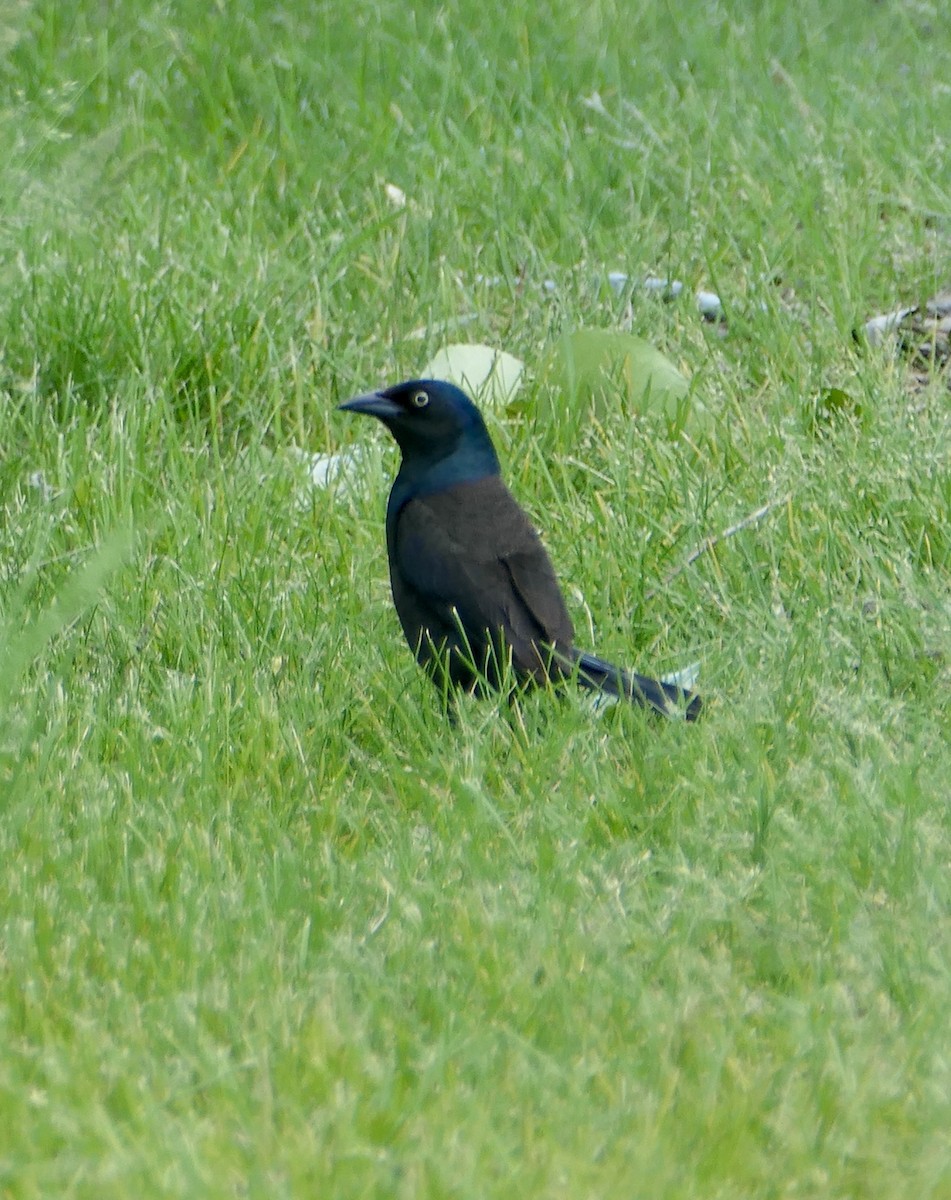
569, 649, 702, 720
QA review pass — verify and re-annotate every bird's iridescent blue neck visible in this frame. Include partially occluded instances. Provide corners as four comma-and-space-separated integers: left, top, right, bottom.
386, 421, 501, 525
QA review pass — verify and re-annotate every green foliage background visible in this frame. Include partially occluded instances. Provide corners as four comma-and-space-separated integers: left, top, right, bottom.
1, 1, 949, 1195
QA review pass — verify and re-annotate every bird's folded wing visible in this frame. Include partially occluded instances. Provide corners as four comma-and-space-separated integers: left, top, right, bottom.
500, 550, 574, 648
395, 485, 573, 667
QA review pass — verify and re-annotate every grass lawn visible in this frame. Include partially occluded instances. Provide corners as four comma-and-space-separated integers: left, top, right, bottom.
2, 0, 950, 1195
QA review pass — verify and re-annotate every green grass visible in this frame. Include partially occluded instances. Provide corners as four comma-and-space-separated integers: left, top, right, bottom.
2, 0, 951, 1195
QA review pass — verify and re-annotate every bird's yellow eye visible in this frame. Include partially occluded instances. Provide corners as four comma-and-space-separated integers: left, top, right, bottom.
410, 390, 429, 408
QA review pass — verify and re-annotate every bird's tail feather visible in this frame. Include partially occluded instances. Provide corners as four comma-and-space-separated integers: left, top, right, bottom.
569, 649, 702, 720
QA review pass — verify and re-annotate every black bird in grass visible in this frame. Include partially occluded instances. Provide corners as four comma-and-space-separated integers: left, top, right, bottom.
339, 379, 701, 720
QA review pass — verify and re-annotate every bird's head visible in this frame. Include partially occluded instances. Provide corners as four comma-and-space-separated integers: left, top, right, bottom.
339, 379, 500, 483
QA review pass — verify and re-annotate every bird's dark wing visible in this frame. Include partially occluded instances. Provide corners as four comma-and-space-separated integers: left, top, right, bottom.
500, 547, 575, 649
391, 476, 574, 681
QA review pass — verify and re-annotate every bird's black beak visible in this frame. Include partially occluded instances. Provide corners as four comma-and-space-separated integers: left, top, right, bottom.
338, 392, 402, 421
